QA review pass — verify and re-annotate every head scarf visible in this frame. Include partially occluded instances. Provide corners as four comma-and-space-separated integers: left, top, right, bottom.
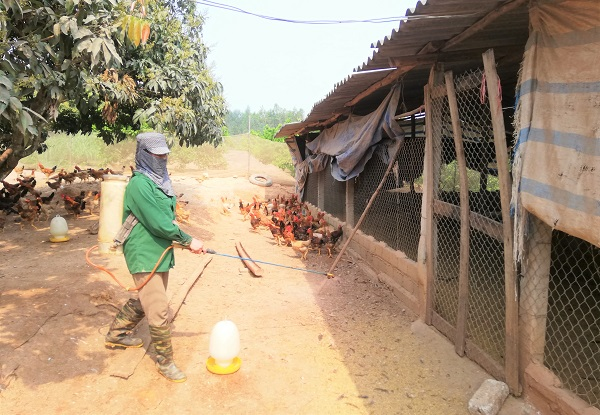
134, 132, 175, 197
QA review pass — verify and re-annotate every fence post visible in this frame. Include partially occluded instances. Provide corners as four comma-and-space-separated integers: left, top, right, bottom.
345, 179, 355, 227
519, 215, 552, 373
483, 48, 519, 394
317, 169, 325, 210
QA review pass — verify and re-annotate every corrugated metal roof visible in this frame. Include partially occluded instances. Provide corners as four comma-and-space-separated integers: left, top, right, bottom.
277, 0, 529, 138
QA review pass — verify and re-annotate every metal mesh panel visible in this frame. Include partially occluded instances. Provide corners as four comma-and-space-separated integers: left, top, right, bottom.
323, 166, 346, 222
455, 69, 506, 364
432, 68, 506, 369
544, 231, 600, 408
304, 171, 319, 206
352, 131, 424, 261
431, 82, 461, 325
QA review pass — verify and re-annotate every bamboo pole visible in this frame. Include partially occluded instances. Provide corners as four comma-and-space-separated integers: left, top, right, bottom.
445, 70, 472, 357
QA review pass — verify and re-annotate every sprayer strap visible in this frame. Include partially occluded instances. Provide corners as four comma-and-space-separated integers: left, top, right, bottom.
112, 213, 139, 248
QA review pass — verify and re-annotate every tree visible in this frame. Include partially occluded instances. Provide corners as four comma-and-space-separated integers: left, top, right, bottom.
225, 105, 304, 136
0, 0, 124, 179
0, 0, 226, 180
56, 0, 226, 148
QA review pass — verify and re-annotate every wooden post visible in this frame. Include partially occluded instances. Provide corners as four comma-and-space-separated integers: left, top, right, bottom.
317, 169, 325, 210
445, 70, 471, 357
519, 215, 552, 369
423, 64, 444, 325
483, 48, 520, 394
345, 179, 355, 227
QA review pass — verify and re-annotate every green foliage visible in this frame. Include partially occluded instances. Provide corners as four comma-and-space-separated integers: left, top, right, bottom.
0, 0, 125, 179
440, 160, 500, 192
226, 105, 303, 137
0, 0, 226, 180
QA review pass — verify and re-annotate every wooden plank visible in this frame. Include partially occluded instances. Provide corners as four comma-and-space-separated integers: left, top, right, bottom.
441, 0, 530, 52
433, 200, 504, 241
107, 256, 212, 379
235, 241, 264, 277
344, 65, 416, 107
445, 70, 471, 357
465, 339, 506, 382
483, 48, 520, 395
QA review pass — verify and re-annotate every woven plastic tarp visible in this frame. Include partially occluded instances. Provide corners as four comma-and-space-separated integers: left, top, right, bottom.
513, 0, 600, 252
293, 84, 404, 199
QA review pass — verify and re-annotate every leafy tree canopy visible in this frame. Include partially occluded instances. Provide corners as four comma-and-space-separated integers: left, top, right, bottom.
0, 0, 226, 180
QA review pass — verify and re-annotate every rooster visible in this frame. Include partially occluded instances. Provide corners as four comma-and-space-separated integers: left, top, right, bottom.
266, 221, 283, 246
62, 193, 85, 218
38, 162, 57, 178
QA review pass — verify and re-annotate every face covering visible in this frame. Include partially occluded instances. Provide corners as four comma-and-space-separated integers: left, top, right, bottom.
134, 133, 175, 197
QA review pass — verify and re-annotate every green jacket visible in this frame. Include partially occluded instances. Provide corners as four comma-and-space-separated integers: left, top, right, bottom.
122, 172, 192, 273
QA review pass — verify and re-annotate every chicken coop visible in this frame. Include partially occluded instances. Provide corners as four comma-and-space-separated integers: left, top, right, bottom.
278, 1, 600, 414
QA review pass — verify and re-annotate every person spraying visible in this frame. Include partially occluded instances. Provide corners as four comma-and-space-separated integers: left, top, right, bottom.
104, 132, 206, 383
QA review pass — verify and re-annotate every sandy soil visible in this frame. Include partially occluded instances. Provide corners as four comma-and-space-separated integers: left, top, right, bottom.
0, 151, 530, 414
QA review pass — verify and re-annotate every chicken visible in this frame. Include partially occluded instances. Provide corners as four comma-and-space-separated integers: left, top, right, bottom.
282, 224, 295, 246
74, 170, 90, 182
36, 192, 57, 221
46, 178, 63, 190
291, 239, 311, 260
249, 211, 261, 231
16, 198, 39, 229
88, 168, 106, 181
309, 229, 325, 255
62, 193, 85, 218
84, 190, 101, 215
266, 221, 283, 246
325, 225, 344, 258
175, 200, 190, 223
38, 162, 57, 178
221, 196, 234, 215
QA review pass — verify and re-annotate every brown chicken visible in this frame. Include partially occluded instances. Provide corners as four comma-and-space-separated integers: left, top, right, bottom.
249, 211, 261, 231
46, 178, 63, 190
62, 193, 85, 218
84, 190, 101, 215
175, 200, 190, 223
38, 162, 57, 178
325, 225, 344, 258
16, 198, 39, 229
266, 221, 283, 246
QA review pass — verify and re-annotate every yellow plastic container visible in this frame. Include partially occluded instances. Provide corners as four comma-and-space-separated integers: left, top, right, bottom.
98, 174, 128, 254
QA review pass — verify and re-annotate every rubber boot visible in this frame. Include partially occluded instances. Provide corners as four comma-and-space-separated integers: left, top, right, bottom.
105, 298, 145, 349
149, 325, 187, 383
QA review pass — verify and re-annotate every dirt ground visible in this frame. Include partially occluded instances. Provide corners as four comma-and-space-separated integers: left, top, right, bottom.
0, 150, 533, 414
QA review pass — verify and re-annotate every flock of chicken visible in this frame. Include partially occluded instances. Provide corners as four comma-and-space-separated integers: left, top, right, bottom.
0, 163, 106, 231
235, 194, 344, 260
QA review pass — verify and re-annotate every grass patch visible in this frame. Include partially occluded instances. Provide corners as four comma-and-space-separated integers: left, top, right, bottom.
223, 134, 294, 175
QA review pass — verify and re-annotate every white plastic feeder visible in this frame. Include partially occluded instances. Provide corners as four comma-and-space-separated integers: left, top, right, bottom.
207, 320, 241, 375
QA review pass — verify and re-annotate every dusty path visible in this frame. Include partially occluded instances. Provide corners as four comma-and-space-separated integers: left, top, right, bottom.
0, 151, 528, 414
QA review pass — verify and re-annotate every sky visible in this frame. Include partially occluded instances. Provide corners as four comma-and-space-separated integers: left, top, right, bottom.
200, 0, 418, 116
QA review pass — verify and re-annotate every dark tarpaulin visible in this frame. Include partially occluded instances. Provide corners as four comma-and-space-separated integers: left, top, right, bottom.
294, 85, 405, 199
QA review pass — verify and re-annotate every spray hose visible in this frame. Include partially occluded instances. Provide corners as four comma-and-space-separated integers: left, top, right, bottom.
86, 243, 334, 290
85, 245, 175, 292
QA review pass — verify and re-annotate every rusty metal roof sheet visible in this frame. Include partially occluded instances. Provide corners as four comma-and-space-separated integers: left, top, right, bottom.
276, 0, 529, 138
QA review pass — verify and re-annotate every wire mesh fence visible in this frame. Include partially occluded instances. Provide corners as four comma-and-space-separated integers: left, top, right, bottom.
543, 231, 600, 408
352, 131, 425, 262
323, 166, 346, 222
304, 171, 319, 206
432, 68, 506, 370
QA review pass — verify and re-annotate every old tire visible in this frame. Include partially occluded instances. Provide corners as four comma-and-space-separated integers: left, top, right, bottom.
249, 174, 272, 187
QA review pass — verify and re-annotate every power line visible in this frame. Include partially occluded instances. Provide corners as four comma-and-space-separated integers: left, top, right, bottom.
195, 0, 474, 25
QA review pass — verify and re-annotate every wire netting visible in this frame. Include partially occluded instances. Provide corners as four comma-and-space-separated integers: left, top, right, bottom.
543, 231, 600, 408
352, 130, 425, 261
323, 165, 346, 222
433, 68, 506, 368
304, 171, 319, 206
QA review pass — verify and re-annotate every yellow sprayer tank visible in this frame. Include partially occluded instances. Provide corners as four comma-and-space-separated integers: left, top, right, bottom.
98, 174, 129, 254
